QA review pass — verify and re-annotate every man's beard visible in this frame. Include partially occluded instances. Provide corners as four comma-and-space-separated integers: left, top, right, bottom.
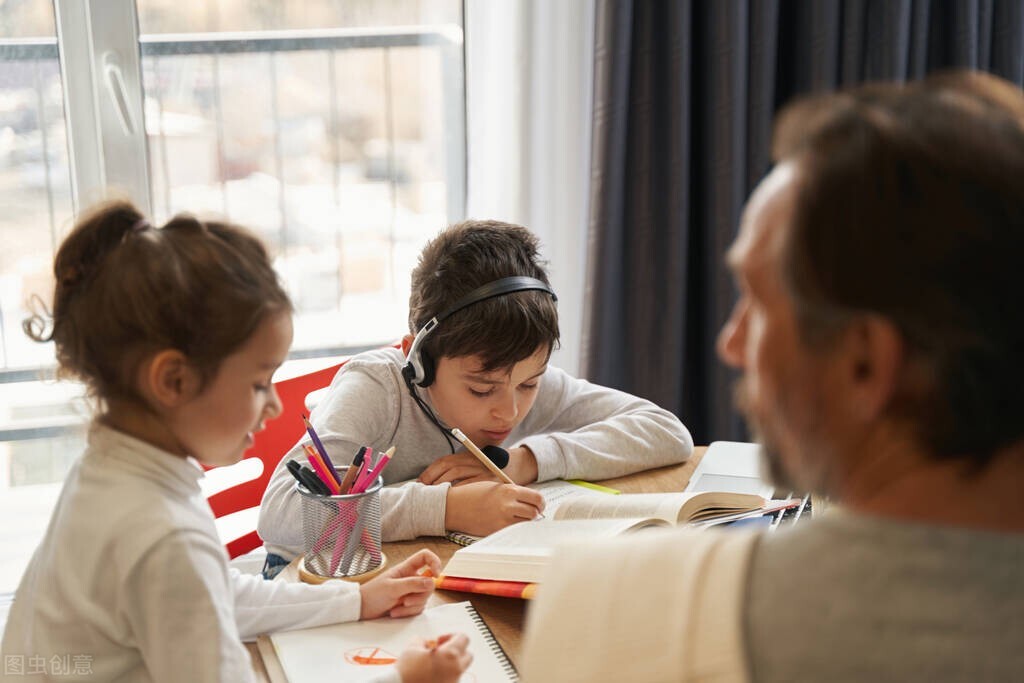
733, 379, 808, 495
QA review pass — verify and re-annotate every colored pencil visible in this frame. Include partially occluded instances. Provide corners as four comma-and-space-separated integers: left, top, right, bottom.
305, 444, 340, 495
302, 414, 342, 486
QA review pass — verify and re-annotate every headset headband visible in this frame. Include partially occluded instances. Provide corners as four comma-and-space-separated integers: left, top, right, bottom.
403, 276, 557, 389
428, 276, 557, 328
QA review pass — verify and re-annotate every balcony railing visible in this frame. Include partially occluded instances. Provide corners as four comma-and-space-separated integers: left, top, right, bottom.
0, 26, 465, 441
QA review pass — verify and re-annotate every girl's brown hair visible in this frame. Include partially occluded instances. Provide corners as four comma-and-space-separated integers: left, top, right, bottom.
25, 200, 292, 410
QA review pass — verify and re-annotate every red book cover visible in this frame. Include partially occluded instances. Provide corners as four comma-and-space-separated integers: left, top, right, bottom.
435, 574, 537, 600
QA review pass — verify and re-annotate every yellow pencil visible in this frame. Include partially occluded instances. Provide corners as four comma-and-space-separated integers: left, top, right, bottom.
450, 428, 516, 485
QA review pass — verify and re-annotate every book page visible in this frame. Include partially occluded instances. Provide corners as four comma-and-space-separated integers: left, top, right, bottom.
443, 518, 667, 583
552, 491, 765, 524
530, 479, 615, 516
446, 480, 616, 546
269, 601, 515, 682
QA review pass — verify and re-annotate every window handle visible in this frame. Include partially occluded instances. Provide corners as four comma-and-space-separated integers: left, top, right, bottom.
102, 51, 137, 136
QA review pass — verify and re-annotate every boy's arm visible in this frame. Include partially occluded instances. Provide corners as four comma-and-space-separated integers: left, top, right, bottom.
257, 362, 400, 558
259, 358, 456, 547
379, 480, 450, 540
516, 366, 694, 482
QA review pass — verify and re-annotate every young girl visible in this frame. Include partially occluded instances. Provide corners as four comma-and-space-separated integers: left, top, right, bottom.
1, 202, 471, 683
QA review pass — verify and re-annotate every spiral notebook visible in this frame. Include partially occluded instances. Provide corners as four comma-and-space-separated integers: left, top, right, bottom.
257, 601, 516, 682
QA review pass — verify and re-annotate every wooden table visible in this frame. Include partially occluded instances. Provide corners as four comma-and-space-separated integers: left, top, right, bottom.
249, 447, 706, 680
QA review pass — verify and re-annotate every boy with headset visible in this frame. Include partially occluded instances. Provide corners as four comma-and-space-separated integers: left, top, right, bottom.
258, 220, 692, 572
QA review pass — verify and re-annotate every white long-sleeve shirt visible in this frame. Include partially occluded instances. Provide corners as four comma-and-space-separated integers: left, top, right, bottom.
1, 423, 399, 683
258, 347, 693, 556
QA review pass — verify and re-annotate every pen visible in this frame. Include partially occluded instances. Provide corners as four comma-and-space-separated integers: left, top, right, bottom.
285, 459, 307, 488
450, 428, 516, 485
302, 414, 342, 486
352, 446, 395, 494
337, 446, 367, 495
288, 460, 332, 496
349, 446, 375, 494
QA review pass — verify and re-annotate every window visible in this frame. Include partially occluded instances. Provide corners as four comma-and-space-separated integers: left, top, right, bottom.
0, 0, 465, 594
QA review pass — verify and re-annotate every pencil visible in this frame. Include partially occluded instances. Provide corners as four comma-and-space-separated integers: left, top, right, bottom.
450, 428, 515, 485
304, 444, 341, 495
302, 414, 342, 486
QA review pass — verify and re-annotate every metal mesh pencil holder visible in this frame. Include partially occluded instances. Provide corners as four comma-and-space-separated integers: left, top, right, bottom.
297, 467, 387, 583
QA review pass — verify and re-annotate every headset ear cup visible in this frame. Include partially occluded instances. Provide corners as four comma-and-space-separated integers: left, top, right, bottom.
402, 342, 426, 387
418, 349, 436, 388
401, 359, 419, 388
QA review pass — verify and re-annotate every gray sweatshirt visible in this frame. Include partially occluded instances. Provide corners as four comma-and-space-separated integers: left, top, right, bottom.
258, 346, 693, 558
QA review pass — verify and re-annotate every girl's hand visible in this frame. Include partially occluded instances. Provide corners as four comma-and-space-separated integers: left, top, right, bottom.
359, 549, 440, 620
444, 481, 544, 537
396, 633, 473, 683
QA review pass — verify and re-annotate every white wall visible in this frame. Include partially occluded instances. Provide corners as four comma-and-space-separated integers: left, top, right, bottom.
464, 0, 594, 377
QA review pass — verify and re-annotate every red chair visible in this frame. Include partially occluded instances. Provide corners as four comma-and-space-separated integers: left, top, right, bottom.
206, 361, 345, 558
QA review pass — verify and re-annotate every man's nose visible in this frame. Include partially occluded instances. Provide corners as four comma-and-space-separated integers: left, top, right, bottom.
717, 299, 748, 368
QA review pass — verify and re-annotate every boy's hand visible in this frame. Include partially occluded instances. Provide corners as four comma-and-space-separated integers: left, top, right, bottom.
359, 549, 440, 620
419, 446, 538, 485
445, 481, 545, 536
395, 633, 473, 683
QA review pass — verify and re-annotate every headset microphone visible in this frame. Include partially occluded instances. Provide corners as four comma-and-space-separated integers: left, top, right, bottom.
481, 445, 510, 469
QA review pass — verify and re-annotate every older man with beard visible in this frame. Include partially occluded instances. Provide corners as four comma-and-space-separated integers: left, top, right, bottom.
518, 71, 1024, 683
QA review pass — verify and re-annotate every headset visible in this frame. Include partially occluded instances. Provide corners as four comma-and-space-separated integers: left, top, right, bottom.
401, 276, 558, 463
402, 276, 557, 389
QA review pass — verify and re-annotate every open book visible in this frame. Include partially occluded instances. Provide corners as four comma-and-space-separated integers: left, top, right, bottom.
256, 601, 515, 682
445, 480, 769, 547
439, 487, 775, 589
545, 486, 766, 524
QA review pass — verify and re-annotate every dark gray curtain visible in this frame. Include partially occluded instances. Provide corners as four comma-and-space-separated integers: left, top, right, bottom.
583, 0, 1024, 445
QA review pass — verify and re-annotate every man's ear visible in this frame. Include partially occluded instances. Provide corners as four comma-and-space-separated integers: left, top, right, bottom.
142, 349, 200, 409
400, 334, 415, 357
841, 315, 904, 422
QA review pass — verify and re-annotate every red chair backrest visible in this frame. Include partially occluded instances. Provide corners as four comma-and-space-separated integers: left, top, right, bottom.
207, 361, 345, 558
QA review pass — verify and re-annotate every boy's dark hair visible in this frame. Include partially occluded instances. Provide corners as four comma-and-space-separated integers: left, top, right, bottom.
772, 70, 1024, 467
408, 220, 560, 371
25, 200, 292, 410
